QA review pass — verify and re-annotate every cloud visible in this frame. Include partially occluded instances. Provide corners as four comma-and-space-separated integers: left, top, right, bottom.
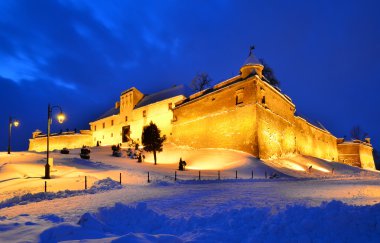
1, 0, 380, 152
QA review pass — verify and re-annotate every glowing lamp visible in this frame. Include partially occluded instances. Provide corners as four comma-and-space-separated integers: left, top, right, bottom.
13, 120, 20, 127
57, 113, 65, 124
8, 117, 20, 154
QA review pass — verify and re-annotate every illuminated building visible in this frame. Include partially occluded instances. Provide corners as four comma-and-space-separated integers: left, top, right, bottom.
29, 50, 375, 169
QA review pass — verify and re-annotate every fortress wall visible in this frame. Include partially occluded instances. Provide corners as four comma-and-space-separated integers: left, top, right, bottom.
256, 106, 296, 159
295, 117, 338, 161
255, 81, 296, 159
337, 143, 362, 167
28, 133, 93, 152
171, 80, 259, 156
359, 144, 375, 169
337, 142, 375, 169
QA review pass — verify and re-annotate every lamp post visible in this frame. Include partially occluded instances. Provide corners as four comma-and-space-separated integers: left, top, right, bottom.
8, 117, 20, 154
45, 104, 65, 179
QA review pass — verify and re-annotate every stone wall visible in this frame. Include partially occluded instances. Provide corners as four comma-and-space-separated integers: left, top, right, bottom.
172, 78, 259, 156
29, 131, 93, 152
172, 76, 341, 161
337, 141, 375, 169
295, 117, 338, 161
359, 143, 375, 169
255, 80, 296, 159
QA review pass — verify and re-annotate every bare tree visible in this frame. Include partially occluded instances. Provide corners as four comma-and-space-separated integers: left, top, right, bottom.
350, 125, 368, 140
190, 73, 212, 92
259, 58, 280, 87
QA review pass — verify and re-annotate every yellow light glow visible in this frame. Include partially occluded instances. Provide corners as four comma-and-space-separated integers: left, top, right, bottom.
282, 160, 305, 171
57, 113, 65, 124
311, 165, 330, 173
13, 120, 20, 127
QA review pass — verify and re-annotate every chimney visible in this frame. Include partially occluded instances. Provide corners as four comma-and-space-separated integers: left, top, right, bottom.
115, 101, 120, 109
365, 137, 371, 144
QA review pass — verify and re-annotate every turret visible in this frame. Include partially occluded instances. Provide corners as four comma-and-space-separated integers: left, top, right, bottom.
32, 129, 42, 138
240, 46, 264, 79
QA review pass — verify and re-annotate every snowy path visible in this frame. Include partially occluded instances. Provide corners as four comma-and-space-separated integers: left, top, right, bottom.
1, 178, 380, 242
2, 178, 380, 220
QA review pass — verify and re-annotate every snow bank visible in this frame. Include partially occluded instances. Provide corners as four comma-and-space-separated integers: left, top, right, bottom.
0, 178, 122, 209
266, 155, 380, 179
39, 201, 380, 242
142, 143, 260, 170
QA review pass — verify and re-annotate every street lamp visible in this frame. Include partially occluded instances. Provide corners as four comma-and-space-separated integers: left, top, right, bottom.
8, 117, 20, 154
45, 104, 66, 179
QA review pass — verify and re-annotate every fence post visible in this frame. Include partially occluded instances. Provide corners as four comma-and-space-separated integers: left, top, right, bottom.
148, 172, 150, 183
119, 172, 122, 185
44, 181, 47, 192
175, 171, 177, 181
85, 176, 87, 190
252, 170, 254, 179
218, 171, 220, 180
199, 171, 201, 180
236, 170, 238, 179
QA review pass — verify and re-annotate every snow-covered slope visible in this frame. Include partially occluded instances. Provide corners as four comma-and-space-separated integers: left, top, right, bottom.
1, 145, 380, 242
1, 144, 378, 201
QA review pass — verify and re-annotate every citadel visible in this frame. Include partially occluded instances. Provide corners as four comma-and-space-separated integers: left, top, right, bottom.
29, 51, 376, 170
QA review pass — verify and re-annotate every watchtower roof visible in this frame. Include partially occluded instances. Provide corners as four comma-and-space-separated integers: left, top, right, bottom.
242, 51, 262, 67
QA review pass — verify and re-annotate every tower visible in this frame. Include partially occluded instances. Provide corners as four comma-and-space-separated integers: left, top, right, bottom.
240, 46, 264, 79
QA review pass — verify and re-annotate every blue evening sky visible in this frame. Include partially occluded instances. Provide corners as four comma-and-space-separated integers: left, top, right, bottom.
0, 0, 379, 151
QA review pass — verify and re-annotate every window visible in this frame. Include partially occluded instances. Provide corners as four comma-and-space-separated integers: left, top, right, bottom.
94, 125, 97, 131
111, 133, 113, 137
143, 110, 146, 117
168, 102, 173, 110
111, 120, 114, 126
103, 122, 105, 129
235, 89, 244, 105
235, 93, 244, 105
261, 96, 266, 104
125, 116, 128, 122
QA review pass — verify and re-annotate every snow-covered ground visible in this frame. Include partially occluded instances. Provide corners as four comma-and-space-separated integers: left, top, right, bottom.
0, 144, 380, 242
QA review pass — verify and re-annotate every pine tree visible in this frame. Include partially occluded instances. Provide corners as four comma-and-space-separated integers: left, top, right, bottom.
259, 58, 280, 87
141, 121, 166, 165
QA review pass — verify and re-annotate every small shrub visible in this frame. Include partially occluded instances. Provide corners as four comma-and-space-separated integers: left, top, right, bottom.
60, 148, 70, 154
80, 146, 91, 159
